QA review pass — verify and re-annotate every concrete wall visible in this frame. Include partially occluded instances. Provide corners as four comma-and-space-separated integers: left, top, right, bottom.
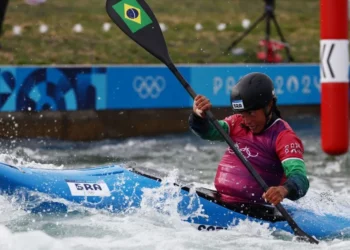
0, 105, 320, 141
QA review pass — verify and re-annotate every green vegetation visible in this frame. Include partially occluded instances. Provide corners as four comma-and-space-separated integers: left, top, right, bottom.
0, 0, 345, 65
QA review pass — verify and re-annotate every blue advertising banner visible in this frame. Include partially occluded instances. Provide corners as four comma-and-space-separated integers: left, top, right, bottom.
107, 66, 191, 109
191, 65, 321, 106
0, 67, 108, 112
0, 64, 347, 112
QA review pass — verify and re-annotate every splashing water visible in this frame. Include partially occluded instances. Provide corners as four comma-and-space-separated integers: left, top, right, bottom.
0, 127, 349, 249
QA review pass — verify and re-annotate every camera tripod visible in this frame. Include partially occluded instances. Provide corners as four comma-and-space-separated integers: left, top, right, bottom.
226, 0, 294, 62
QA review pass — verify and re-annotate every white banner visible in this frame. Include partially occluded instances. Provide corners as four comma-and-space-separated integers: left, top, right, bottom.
66, 180, 111, 197
320, 39, 349, 83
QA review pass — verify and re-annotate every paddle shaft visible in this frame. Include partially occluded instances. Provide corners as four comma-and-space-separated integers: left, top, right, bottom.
168, 63, 318, 244
168, 64, 268, 188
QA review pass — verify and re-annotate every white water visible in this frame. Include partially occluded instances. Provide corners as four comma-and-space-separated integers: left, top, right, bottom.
0, 126, 349, 249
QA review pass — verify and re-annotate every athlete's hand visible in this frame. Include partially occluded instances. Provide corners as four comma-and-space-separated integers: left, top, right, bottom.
262, 186, 289, 206
193, 95, 212, 118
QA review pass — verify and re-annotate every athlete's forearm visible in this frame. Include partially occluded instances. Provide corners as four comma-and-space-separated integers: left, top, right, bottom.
282, 159, 309, 200
188, 113, 229, 141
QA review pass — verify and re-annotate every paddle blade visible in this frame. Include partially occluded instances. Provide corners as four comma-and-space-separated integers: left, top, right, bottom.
106, 0, 172, 65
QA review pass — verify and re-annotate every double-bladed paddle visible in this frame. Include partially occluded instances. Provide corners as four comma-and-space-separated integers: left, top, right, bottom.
105, 0, 318, 244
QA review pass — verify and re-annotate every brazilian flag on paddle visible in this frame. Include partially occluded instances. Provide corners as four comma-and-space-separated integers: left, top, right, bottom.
112, 0, 153, 33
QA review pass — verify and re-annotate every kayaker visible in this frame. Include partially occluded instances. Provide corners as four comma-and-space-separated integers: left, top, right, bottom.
189, 72, 309, 205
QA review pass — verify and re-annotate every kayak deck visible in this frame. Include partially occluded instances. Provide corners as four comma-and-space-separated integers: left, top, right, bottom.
0, 162, 349, 239
131, 167, 285, 222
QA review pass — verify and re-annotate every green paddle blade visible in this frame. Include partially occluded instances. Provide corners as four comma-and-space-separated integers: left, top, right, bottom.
106, 0, 172, 65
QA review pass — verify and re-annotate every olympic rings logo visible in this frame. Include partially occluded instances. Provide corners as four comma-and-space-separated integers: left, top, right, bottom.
132, 76, 166, 99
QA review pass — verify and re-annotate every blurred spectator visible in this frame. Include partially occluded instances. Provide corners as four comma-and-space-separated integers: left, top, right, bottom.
0, 0, 9, 45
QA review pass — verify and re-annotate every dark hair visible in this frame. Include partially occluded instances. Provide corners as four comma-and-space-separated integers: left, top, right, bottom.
272, 97, 282, 118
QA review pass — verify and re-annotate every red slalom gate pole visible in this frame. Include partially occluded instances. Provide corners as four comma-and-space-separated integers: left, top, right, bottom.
320, 0, 349, 155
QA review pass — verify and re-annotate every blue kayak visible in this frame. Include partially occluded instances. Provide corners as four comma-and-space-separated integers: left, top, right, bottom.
0, 162, 349, 239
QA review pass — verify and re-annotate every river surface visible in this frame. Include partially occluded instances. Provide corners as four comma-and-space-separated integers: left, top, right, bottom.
0, 118, 349, 250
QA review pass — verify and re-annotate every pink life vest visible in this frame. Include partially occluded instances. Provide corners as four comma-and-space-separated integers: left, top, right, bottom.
214, 114, 304, 203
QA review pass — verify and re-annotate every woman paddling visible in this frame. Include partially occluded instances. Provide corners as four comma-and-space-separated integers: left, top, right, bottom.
189, 72, 309, 205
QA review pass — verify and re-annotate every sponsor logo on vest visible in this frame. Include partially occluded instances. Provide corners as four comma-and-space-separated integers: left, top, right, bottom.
228, 143, 259, 159
284, 142, 302, 154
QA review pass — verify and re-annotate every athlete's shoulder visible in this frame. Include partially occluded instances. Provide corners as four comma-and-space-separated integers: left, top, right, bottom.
271, 118, 292, 130
223, 114, 242, 125
274, 119, 302, 143
222, 114, 242, 136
